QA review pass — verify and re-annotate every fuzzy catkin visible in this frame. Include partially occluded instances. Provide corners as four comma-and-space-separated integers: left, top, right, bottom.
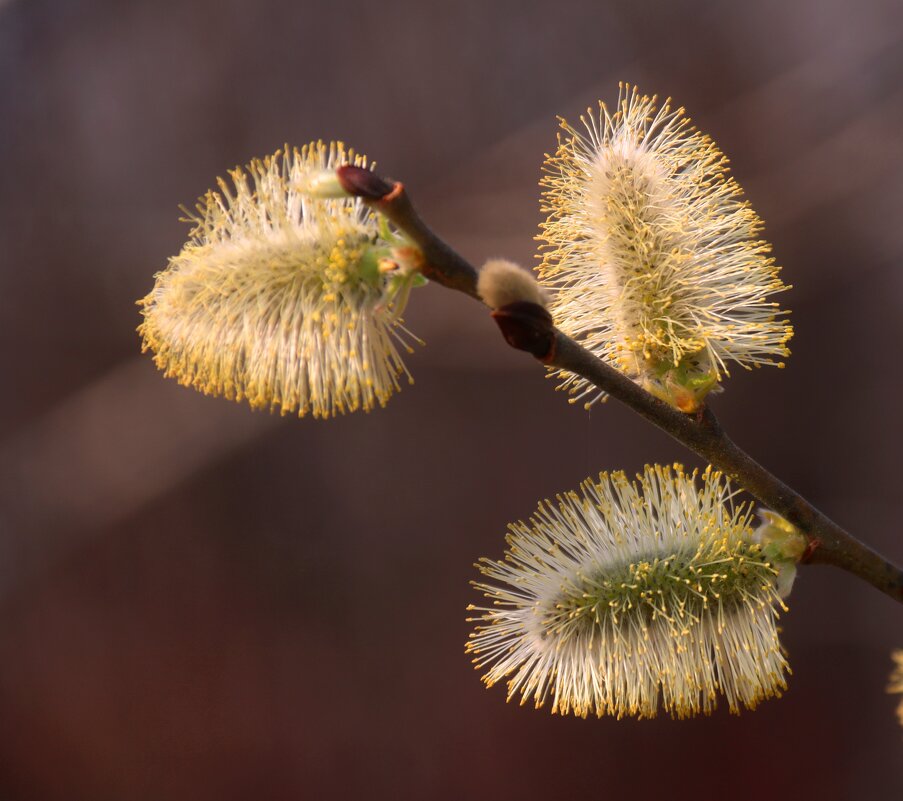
139, 142, 420, 418
538, 85, 792, 409
467, 464, 790, 719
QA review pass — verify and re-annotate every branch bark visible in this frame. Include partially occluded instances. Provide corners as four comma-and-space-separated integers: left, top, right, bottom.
338, 166, 903, 604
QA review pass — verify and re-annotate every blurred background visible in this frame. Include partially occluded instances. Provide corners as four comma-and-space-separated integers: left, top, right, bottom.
1, 0, 903, 798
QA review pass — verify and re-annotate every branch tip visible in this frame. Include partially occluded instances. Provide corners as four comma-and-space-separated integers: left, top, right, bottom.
336, 164, 394, 200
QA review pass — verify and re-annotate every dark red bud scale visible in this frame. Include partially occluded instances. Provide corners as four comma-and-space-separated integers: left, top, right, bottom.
491, 302, 555, 362
336, 164, 394, 200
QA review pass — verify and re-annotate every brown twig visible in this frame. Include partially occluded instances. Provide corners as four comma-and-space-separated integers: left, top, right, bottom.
338, 166, 480, 299
338, 166, 903, 604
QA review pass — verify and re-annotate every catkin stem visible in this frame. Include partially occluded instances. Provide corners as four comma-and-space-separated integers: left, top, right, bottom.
340, 167, 903, 605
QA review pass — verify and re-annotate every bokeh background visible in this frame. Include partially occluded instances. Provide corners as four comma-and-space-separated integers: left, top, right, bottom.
2, 1, 903, 798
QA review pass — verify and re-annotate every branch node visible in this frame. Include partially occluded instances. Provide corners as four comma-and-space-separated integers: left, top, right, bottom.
800, 538, 822, 564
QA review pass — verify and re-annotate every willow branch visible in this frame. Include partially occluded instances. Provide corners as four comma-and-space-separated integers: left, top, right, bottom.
337, 166, 903, 604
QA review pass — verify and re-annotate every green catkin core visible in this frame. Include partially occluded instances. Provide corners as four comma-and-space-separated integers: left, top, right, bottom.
547, 540, 776, 638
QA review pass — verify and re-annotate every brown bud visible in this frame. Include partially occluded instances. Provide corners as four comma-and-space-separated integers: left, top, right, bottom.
336, 164, 394, 200
491, 301, 555, 361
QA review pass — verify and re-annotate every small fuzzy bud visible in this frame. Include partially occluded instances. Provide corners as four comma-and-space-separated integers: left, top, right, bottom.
478, 259, 548, 309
